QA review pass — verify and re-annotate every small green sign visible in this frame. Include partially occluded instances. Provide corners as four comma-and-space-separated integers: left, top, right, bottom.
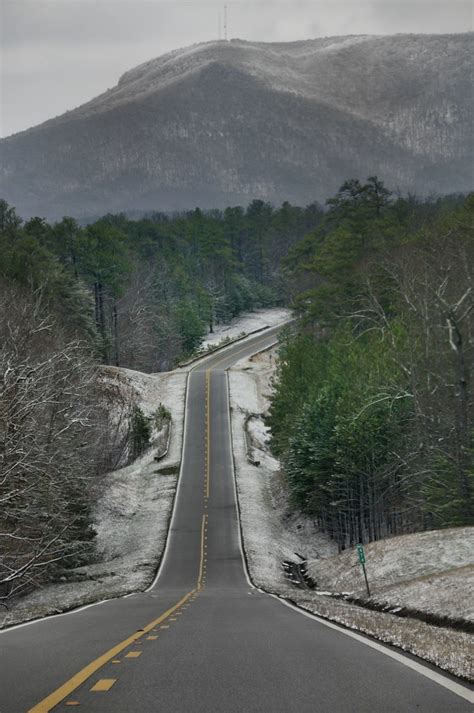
356, 544, 365, 564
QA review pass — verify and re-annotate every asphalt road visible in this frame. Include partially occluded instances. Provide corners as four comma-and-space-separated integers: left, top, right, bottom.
0, 325, 472, 712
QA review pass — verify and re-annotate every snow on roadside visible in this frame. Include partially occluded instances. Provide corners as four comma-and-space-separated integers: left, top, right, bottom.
229, 348, 474, 681
369, 566, 474, 623
91, 368, 186, 576
0, 307, 291, 629
229, 349, 337, 594
1, 369, 187, 629
200, 307, 292, 350
286, 588, 474, 681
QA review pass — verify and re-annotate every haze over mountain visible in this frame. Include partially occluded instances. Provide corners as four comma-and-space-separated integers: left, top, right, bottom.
1, 33, 472, 219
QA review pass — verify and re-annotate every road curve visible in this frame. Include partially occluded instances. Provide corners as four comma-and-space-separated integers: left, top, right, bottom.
0, 325, 472, 712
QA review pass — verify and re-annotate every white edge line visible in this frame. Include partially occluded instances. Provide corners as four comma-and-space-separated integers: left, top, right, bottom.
146, 371, 191, 591
226, 370, 255, 590
274, 597, 474, 703
225, 364, 474, 704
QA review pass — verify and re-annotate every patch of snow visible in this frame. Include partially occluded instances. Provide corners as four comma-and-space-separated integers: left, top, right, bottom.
109, 368, 186, 466
200, 307, 292, 350
91, 369, 187, 572
370, 565, 474, 623
229, 348, 337, 594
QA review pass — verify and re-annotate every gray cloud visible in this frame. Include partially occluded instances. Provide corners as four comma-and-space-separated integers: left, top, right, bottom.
1, 0, 472, 136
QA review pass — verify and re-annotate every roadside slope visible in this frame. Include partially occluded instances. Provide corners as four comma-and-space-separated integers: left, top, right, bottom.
0, 368, 186, 629
228, 347, 474, 681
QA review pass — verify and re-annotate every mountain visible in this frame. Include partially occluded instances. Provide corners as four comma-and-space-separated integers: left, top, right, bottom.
1, 34, 472, 219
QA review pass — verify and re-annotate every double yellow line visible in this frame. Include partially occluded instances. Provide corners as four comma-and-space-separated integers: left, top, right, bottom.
28, 332, 277, 711
29, 518, 208, 712
205, 369, 211, 499
28, 590, 194, 712
203, 332, 275, 495
29, 371, 214, 711
198, 513, 208, 590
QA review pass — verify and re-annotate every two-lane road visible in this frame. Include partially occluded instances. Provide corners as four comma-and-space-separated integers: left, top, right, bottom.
0, 326, 472, 712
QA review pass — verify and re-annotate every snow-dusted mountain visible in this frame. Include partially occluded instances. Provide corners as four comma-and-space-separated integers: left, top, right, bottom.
1, 34, 472, 218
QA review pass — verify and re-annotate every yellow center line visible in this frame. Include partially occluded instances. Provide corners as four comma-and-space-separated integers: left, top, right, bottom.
90, 679, 116, 692
205, 369, 211, 499
27, 590, 194, 713
197, 513, 208, 590
28, 329, 258, 712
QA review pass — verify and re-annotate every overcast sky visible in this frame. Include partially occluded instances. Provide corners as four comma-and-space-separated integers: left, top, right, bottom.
1, 0, 472, 137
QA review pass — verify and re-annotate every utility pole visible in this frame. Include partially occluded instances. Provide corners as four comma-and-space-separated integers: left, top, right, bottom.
224, 4, 228, 41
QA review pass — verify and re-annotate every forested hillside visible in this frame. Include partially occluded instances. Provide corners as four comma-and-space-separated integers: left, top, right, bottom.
0, 198, 321, 602
1, 34, 472, 218
267, 180, 473, 550
1, 184, 472, 602
0, 200, 323, 371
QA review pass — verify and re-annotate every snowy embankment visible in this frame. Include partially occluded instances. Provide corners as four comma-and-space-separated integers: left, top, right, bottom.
308, 527, 474, 623
229, 352, 337, 588
229, 349, 474, 681
1, 368, 186, 629
200, 308, 292, 350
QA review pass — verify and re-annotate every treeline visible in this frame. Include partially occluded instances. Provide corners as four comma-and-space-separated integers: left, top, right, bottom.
267, 179, 473, 550
0, 197, 322, 601
0, 200, 324, 371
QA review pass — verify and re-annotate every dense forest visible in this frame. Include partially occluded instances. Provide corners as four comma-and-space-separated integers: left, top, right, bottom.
267, 179, 473, 550
0, 200, 324, 370
0, 198, 323, 602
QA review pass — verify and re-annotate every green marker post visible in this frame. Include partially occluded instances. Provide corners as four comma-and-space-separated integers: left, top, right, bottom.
356, 543, 371, 597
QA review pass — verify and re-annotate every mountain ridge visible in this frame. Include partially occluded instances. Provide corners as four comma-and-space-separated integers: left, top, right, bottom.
1, 33, 472, 218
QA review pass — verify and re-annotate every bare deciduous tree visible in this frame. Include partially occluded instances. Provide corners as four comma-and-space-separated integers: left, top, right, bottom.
0, 281, 99, 603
